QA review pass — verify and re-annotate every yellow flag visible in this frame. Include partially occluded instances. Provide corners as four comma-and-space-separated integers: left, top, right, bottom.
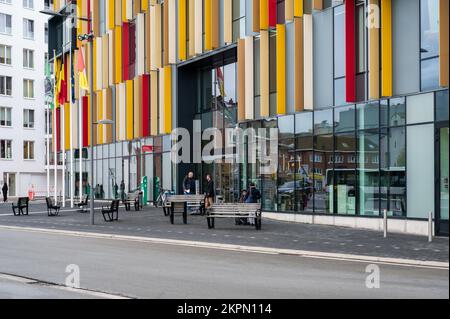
79, 71, 89, 91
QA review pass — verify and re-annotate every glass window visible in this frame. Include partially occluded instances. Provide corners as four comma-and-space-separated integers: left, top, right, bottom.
334, 78, 346, 107
333, 5, 345, 78
380, 99, 389, 127
357, 102, 379, 130
407, 124, 435, 219
23, 79, 34, 98
295, 112, 313, 135
0, 13, 12, 34
0, 45, 12, 65
335, 133, 356, 215
357, 130, 380, 216
0, 76, 12, 96
436, 90, 449, 122
23, 18, 34, 39
23, 49, 34, 68
314, 134, 334, 214
314, 109, 333, 135
389, 98, 406, 127
278, 115, 295, 139
23, 109, 35, 128
23, 141, 34, 160
421, 57, 440, 91
278, 136, 296, 212
0, 139, 12, 159
420, 0, 439, 59
0, 107, 12, 127
407, 93, 434, 124
335, 105, 355, 133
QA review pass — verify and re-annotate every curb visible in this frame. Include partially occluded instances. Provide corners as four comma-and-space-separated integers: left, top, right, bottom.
0, 225, 448, 270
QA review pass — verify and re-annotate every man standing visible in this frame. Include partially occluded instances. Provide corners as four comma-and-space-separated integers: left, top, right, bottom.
182, 172, 196, 195
2, 182, 8, 203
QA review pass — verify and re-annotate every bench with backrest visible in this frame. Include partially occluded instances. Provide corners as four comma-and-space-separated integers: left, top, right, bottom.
102, 200, 120, 222
12, 197, 30, 216
76, 195, 89, 213
123, 191, 143, 211
45, 197, 60, 217
207, 203, 262, 230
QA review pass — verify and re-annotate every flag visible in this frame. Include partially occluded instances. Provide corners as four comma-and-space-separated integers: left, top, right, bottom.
77, 49, 89, 91
57, 64, 67, 105
216, 67, 226, 98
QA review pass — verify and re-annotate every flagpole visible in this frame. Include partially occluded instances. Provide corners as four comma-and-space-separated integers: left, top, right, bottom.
79, 50, 83, 203
53, 50, 57, 203
69, 50, 74, 208
61, 21, 66, 208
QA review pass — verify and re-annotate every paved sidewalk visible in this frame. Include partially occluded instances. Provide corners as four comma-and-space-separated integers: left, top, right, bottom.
0, 201, 448, 263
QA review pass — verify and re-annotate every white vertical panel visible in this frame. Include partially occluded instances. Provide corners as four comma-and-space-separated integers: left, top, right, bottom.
126, 0, 133, 20
119, 82, 127, 140
159, 68, 165, 135
245, 36, 254, 120
108, 30, 114, 86
168, 0, 177, 64
303, 14, 313, 110
194, 0, 203, 55
137, 13, 145, 75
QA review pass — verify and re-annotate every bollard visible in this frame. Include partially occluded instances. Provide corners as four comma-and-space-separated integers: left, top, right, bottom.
383, 209, 388, 238
428, 211, 433, 243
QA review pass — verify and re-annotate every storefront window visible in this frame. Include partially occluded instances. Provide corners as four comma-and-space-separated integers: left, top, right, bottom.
314, 134, 334, 214
358, 130, 380, 216
389, 98, 406, 127
436, 90, 449, 122
335, 132, 356, 215
357, 102, 379, 130
278, 116, 295, 212
335, 105, 355, 133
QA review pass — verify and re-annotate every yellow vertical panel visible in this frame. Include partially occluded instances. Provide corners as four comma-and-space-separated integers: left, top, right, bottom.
211, 0, 219, 49
119, 83, 127, 140
93, 39, 98, 91
286, 0, 294, 21
294, 17, 304, 112
277, 24, 286, 115
178, 0, 187, 61
134, 76, 143, 138
104, 88, 113, 143
134, 0, 141, 14
224, 0, 232, 44
108, 0, 115, 30
122, 0, 127, 22
164, 66, 172, 134
369, 0, 380, 100
142, 0, 149, 11
439, 0, 449, 87
150, 71, 158, 136
189, 0, 196, 56
237, 39, 246, 121
205, 0, 212, 51
102, 34, 109, 89
115, 25, 122, 84
260, 0, 268, 30
93, 0, 100, 36
245, 36, 254, 120
381, 0, 392, 97
74, 50, 80, 100
260, 31, 269, 117
108, 29, 116, 86
294, 0, 303, 17
97, 90, 104, 144
64, 103, 70, 151
126, 80, 134, 140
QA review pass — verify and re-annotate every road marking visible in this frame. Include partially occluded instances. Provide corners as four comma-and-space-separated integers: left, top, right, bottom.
0, 273, 131, 299
0, 225, 447, 270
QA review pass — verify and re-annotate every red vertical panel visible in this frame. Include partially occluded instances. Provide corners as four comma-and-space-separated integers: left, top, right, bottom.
129, 22, 136, 80
82, 96, 89, 147
345, 0, 356, 103
122, 22, 130, 81
87, 0, 91, 33
56, 107, 61, 151
142, 74, 150, 137
64, 60, 69, 103
269, 0, 277, 28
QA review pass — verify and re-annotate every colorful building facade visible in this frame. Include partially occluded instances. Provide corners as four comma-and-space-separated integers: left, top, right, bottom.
48, 0, 449, 235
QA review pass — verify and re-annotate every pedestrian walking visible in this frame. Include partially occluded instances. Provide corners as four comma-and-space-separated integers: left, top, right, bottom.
120, 180, 126, 201
204, 174, 215, 210
2, 182, 8, 203
245, 182, 261, 203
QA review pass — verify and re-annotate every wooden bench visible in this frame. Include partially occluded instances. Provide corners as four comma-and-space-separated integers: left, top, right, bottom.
45, 197, 60, 217
164, 195, 206, 224
102, 200, 120, 222
123, 191, 143, 211
76, 195, 89, 213
207, 203, 262, 230
12, 197, 29, 216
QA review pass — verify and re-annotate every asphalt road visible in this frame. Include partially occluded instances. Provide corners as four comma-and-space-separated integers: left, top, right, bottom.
0, 228, 448, 299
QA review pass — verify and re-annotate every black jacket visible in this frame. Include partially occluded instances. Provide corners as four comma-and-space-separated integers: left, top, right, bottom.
183, 176, 196, 194
2, 184, 7, 194
205, 180, 215, 197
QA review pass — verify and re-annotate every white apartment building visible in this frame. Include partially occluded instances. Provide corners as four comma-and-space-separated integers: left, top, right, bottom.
0, 0, 52, 198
